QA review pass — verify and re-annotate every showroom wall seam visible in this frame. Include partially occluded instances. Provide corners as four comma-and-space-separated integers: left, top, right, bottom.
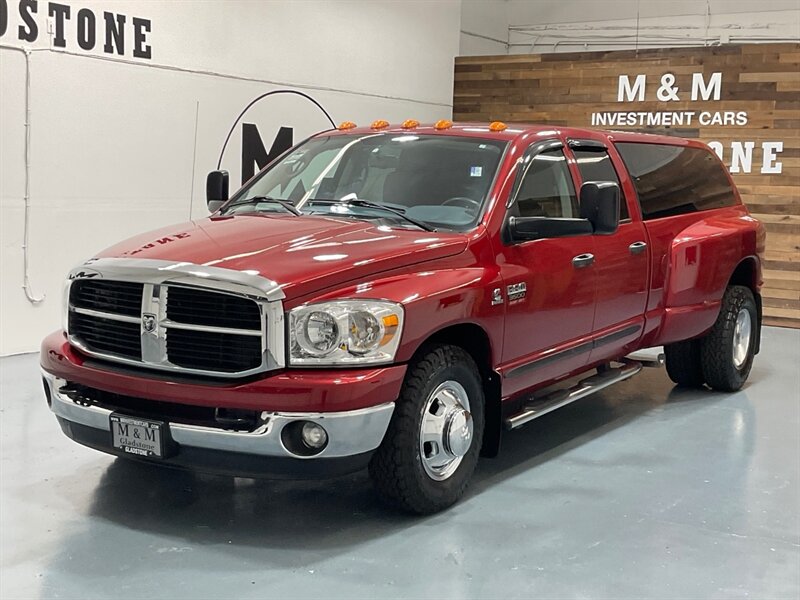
460, 29, 509, 50
0, 44, 453, 109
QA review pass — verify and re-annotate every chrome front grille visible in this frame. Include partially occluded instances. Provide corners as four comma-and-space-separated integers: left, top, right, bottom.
165, 286, 262, 330
68, 310, 142, 360
65, 258, 285, 378
70, 279, 144, 316
166, 328, 263, 372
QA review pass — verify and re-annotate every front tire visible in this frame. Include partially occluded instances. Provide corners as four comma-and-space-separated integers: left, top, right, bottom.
368, 344, 485, 514
700, 285, 758, 392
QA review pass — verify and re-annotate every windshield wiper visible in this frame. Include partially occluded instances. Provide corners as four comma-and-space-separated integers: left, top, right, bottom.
304, 199, 435, 232
223, 195, 301, 216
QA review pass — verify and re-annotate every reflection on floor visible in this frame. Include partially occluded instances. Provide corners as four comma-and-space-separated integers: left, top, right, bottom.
1, 327, 798, 599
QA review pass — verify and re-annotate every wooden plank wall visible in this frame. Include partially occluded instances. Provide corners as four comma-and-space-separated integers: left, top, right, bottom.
454, 43, 800, 327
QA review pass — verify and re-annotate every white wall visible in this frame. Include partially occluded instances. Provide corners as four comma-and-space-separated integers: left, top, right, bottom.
0, 0, 462, 355
459, 0, 800, 55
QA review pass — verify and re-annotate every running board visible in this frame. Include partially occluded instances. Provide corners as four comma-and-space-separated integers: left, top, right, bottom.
504, 360, 643, 430
625, 349, 665, 368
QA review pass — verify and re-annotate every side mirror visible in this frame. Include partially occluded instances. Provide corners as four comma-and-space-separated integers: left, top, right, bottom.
580, 181, 620, 235
508, 216, 593, 242
206, 170, 229, 212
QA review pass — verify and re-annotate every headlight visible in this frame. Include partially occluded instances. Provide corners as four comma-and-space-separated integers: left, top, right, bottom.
289, 300, 403, 365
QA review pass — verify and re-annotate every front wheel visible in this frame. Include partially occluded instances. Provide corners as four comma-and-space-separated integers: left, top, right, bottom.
368, 345, 485, 514
700, 285, 758, 392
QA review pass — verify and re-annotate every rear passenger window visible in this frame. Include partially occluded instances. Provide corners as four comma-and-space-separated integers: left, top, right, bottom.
572, 147, 629, 220
615, 142, 736, 220
513, 148, 579, 218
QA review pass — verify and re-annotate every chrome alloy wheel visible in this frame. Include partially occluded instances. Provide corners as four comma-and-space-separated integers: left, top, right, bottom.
732, 307, 753, 370
419, 380, 473, 481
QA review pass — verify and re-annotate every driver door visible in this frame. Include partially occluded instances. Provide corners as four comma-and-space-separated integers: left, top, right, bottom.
497, 141, 597, 398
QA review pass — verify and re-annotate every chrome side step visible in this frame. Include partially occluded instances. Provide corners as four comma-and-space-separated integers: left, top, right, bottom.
504, 360, 643, 430
625, 349, 665, 368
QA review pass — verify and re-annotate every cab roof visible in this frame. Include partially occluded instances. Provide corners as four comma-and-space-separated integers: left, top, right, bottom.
323, 121, 708, 149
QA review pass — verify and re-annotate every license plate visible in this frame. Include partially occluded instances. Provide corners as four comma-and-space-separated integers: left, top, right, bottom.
110, 414, 164, 458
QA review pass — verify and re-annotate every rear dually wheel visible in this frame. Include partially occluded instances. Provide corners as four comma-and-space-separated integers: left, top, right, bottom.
700, 285, 758, 392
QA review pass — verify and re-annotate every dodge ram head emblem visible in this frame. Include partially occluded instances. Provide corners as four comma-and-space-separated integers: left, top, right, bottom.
142, 313, 157, 333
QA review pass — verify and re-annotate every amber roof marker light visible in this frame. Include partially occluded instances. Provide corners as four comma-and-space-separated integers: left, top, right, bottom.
401, 119, 420, 129
337, 121, 357, 130
371, 120, 390, 130
489, 121, 508, 132
434, 119, 453, 130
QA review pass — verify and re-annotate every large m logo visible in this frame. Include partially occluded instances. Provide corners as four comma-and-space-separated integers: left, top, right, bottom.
240, 124, 294, 184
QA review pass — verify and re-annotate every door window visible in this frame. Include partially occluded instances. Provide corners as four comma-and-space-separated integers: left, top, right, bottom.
512, 148, 579, 218
615, 142, 736, 220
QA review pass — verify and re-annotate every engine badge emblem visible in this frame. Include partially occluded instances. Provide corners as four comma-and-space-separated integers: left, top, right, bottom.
507, 282, 527, 302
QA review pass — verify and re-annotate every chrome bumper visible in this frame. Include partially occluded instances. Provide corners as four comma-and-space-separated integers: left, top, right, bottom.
42, 371, 394, 460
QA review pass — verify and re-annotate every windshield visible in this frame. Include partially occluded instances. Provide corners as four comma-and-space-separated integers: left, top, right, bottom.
222, 133, 507, 230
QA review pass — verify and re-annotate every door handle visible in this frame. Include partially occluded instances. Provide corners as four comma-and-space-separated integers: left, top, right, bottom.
629, 241, 647, 255
572, 253, 595, 268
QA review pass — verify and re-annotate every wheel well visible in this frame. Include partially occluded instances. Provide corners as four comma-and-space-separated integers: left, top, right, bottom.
729, 257, 757, 290
418, 323, 502, 458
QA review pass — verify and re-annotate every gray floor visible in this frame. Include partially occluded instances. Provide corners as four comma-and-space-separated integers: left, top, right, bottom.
1, 327, 798, 600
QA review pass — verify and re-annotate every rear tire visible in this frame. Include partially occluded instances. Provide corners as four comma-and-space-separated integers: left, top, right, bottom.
665, 339, 705, 387
368, 344, 484, 514
700, 285, 757, 392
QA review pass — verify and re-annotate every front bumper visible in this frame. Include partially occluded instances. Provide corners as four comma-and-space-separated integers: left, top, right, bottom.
42, 370, 395, 478
41, 330, 406, 412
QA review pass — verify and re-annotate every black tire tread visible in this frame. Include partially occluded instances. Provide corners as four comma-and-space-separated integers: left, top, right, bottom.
700, 285, 756, 392
368, 344, 483, 515
664, 338, 705, 387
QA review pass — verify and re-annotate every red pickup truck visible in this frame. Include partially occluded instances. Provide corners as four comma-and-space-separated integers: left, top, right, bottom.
41, 120, 765, 514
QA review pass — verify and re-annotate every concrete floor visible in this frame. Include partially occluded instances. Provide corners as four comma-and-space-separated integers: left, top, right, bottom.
1, 327, 798, 600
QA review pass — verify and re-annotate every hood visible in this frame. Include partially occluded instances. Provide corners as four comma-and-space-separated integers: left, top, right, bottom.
97, 214, 469, 300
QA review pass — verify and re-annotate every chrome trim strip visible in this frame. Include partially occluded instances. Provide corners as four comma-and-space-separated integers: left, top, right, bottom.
140, 283, 167, 364
65, 257, 286, 377
43, 371, 393, 459
69, 306, 141, 323
161, 320, 262, 336
506, 324, 641, 379
70, 257, 285, 301
68, 330, 274, 379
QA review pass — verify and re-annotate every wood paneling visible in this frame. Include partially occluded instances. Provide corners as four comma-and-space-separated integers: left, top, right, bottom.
454, 43, 800, 327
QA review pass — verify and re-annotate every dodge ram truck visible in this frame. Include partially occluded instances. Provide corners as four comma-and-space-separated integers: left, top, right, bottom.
41, 120, 766, 514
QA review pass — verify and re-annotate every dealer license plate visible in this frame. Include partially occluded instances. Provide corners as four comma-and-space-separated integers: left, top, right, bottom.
110, 414, 164, 458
